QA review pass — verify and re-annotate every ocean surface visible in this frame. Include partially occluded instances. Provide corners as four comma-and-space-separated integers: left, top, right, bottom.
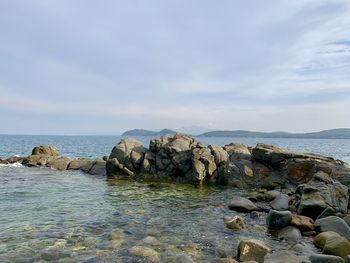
0, 135, 348, 262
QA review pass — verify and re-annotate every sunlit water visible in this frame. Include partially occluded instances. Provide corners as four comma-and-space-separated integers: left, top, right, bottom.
0, 135, 345, 262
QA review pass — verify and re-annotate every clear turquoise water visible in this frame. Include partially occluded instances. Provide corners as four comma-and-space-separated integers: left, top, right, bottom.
0, 135, 344, 262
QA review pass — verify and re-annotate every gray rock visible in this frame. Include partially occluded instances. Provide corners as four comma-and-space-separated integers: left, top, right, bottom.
228, 196, 258, 212
313, 231, 340, 249
309, 254, 344, 263
223, 216, 245, 230
88, 160, 106, 175
270, 194, 290, 211
209, 144, 229, 166
266, 210, 292, 230
264, 250, 301, 263
265, 190, 281, 201
277, 226, 302, 240
48, 156, 71, 170
315, 216, 350, 240
297, 172, 348, 219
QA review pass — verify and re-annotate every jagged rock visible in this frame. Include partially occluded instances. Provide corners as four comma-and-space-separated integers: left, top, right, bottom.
5, 156, 24, 164
264, 250, 301, 263
237, 239, 271, 263
297, 171, 348, 219
315, 216, 350, 240
309, 254, 345, 263
277, 226, 302, 240
314, 231, 340, 249
32, 146, 60, 156
228, 196, 258, 212
266, 210, 292, 230
88, 160, 106, 175
106, 158, 134, 177
323, 235, 350, 257
270, 194, 290, 211
192, 147, 216, 183
209, 145, 229, 166
290, 215, 314, 232
223, 216, 245, 230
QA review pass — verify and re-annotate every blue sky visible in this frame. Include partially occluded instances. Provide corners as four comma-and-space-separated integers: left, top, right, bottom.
1, 0, 350, 134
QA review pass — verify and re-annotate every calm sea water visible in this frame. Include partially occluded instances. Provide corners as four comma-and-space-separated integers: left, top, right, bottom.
0, 135, 346, 262
0, 135, 350, 163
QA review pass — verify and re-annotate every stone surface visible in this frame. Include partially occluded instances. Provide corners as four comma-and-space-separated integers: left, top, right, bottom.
237, 239, 271, 263
297, 172, 348, 219
270, 194, 290, 211
323, 235, 350, 257
315, 216, 350, 240
314, 231, 340, 249
129, 246, 160, 262
32, 146, 59, 156
309, 254, 344, 263
264, 250, 301, 263
290, 215, 314, 232
277, 226, 302, 240
265, 190, 281, 201
49, 156, 71, 170
266, 210, 292, 230
228, 196, 258, 212
223, 216, 245, 230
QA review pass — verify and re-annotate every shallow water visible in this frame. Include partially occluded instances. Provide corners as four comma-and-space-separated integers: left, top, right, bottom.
0, 166, 317, 262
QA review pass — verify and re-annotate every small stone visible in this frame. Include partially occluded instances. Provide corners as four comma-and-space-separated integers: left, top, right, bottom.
270, 194, 290, 211
224, 216, 246, 230
41, 248, 60, 261
266, 210, 292, 230
265, 190, 281, 201
140, 236, 160, 246
264, 250, 301, 263
211, 259, 238, 263
290, 215, 314, 232
314, 231, 340, 249
237, 239, 271, 263
165, 254, 195, 263
277, 226, 302, 241
323, 235, 350, 257
309, 254, 344, 263
228, 196, 258, 212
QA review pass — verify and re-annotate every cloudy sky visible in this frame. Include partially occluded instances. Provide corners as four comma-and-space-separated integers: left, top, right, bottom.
1, 0, 350, 135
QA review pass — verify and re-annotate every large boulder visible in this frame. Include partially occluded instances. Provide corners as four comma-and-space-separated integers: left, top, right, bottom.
252, 143, 350, 186
48, 156, 71, 170
297, 171, 348, 219
315, 216, 350, 240
109, 138, 147, 171
32, 146, 60, 156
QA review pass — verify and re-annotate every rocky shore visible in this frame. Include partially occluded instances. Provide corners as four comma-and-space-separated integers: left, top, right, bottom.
1, 134, 350, 262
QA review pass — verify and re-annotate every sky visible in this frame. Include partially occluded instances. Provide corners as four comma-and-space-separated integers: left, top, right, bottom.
0, 0, 350, 135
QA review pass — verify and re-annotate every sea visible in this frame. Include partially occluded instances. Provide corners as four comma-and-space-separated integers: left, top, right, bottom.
0, 135, 349, 262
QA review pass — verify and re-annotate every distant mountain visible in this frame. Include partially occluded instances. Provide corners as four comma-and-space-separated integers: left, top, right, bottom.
200, 128, 350, 139
176, 126, 213, 135
121, 128, 350, 139
122, 129, 177, 137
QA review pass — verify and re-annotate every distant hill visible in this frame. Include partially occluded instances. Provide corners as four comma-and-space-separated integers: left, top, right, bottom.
200, 128, 350, 139
122, 128, 350, 139
122, 129, 177, 137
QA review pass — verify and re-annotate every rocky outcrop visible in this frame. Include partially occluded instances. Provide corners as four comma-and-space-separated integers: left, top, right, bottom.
32, 145, 60, 156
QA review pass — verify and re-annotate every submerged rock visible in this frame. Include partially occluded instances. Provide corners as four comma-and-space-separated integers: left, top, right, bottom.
277, 226, 302, 241
264, 250, 301, 263
237, 239, 271, 263
309, 254, 344, 263
129, 245, 160, 262
228, 196, 258, 212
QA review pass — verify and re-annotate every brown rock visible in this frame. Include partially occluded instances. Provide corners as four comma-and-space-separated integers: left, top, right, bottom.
290, 215, 314, 231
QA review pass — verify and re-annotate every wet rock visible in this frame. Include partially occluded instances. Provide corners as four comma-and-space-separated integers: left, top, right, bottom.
277, 226, 302, 240
297, 172, 348, 219
290, 215, 314, 232
211, 259, 238, 263
309, 254, 344, 263
164, 254, 195, 263
270, 194, 290, 211
140, 236, 160, 246
41, 248, 60, 261
68, 159, 93, 170
237, 239, 271, 263
49, 156, 71, 170
344, 215, 350, 226
247, 192, 265, 202
32, 145, 60, 156
223, 216, 245, 230
314, 216, 350, 240
265, 190, 281, 201
129, 246, 160, 262
266, 210, 292, 230
264, 250, 301, 263
313, 231, 340, 249
317, 207, 336, 219
323, 235, 350, 257
228, 196, 258, 212
88, 160, 106, 175
106, 158, 135, 177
